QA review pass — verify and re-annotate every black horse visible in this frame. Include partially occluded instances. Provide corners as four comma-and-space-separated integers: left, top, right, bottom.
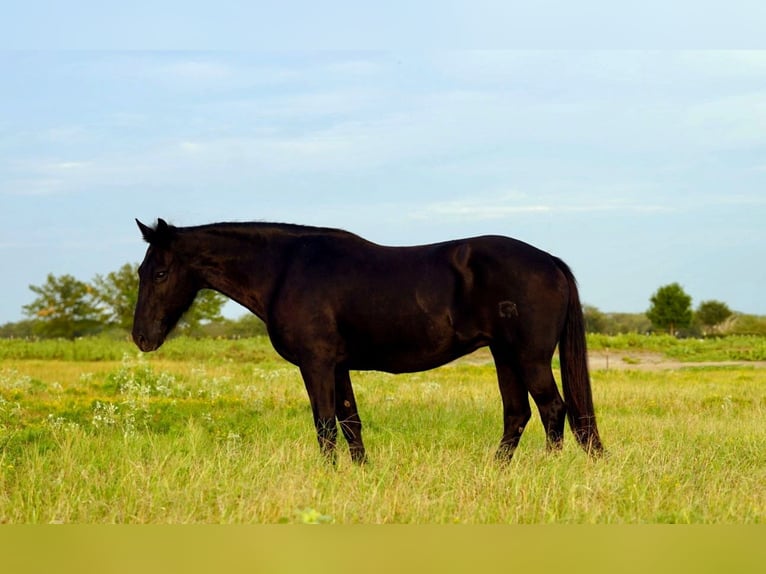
132, 218, 603, 464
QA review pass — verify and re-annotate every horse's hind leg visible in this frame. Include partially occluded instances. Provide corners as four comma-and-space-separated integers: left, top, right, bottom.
335, 368, 366, 464
518, 358, 567, 451
491, 345, 532, 462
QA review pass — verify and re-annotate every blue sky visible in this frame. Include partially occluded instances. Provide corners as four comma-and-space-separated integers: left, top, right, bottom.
2, 50, 766, 322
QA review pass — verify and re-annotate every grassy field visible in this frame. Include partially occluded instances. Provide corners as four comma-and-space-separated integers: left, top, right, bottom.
0, 335, 764, 523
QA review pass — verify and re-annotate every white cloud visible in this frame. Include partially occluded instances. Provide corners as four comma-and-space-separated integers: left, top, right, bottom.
5, 52, 766, 206
46, 161, 91, 171
0, 158, 93, 196
411, 191, 672, 221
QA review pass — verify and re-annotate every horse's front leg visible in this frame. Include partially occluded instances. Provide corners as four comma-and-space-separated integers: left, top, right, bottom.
299, 360, 338, 463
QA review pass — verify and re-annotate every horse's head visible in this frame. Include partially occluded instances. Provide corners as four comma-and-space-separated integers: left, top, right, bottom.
132, 219, 201, 352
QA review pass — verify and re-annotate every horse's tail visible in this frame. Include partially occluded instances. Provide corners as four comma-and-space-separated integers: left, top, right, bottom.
552, 256, 604, 456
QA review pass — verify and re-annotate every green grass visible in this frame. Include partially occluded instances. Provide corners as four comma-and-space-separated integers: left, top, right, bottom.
1, 337, 765, 523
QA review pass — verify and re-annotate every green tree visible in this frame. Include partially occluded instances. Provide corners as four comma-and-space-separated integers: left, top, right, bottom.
583, 305, 607, 333
646, 283, 693, 336
602, 312, 652, 334
0, 319, 38, 338
695, 300, 733, 335
22, 274, 106, 339
93, 263, 139, 330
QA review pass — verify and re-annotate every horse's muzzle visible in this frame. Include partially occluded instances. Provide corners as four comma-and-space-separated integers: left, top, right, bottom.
132, 330, 160, 352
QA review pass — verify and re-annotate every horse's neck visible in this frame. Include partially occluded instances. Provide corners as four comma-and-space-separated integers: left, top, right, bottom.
188, 229, 287, 321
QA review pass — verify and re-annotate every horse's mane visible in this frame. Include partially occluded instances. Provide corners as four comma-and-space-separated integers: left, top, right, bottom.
141, 218, 360, 247
188, 221, 353, 237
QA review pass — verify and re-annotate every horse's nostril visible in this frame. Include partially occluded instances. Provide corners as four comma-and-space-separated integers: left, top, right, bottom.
134, 332, 148, 350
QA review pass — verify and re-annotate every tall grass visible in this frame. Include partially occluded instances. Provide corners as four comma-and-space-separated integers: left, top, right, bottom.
1, 342, 764, 523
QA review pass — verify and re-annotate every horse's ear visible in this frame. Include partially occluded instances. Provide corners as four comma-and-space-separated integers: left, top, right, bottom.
136, 219, 155, 244
137, 218, 174, 246
156, 218, 169, 233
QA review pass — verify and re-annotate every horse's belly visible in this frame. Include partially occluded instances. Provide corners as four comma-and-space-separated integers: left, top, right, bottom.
343, 321, 487, 373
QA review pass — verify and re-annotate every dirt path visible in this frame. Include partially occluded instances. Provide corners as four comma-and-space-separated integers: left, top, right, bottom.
455, 349, 766, 371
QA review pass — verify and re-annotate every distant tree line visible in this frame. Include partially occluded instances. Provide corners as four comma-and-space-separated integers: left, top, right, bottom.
585, 282, 766, 337
2, 271, 765, 339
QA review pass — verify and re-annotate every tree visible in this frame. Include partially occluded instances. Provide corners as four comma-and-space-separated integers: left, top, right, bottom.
646, 283, 693, 336
695, 300, 733, 335
93, 263, 139, 330
583, 305, 607, 334
602, 312, 652, 335
0, 320, 38, 338
22, 274, 106, 339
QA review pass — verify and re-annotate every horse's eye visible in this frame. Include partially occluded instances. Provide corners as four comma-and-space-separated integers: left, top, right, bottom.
154, 270, 168, 282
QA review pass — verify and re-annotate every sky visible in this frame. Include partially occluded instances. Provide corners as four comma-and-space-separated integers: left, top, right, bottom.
2, 49, 766, 323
